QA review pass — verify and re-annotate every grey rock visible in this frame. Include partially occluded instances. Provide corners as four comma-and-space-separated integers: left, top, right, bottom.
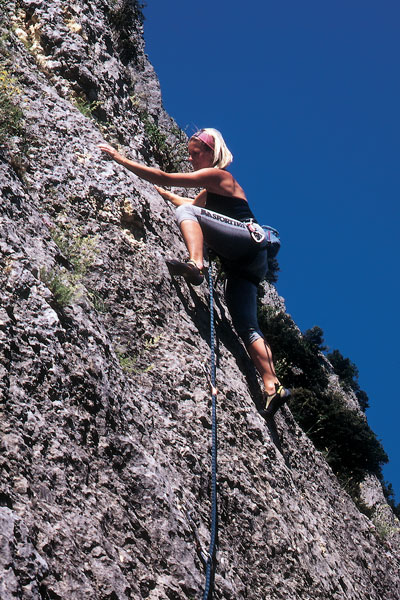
0, 1, 399, 599
0, 507, 49, 599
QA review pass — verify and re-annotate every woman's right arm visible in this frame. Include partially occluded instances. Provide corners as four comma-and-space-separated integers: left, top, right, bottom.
154, 186, 194, 206
155, 187, 207, 208
98, 143, 224, 190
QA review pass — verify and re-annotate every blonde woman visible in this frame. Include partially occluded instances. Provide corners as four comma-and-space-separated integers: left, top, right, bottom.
98, 128, 290, 416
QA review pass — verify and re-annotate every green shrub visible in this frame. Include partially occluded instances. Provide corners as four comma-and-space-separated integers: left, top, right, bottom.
257, 306, 328, 391
289, 388, 388, 493
382, 481, 400, 519
107, 0, 144, 65
327, 349, 359, 391
40, 268, 77, 307
0, 63, 24, 145
303, 326, 327, 352
327, 348, 370, 411
108, 0, 145, 26
257, 305, 392, 510
355, 390, 370, 412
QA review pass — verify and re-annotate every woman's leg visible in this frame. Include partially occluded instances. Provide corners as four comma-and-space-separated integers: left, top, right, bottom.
176, 205, 285, 401
179, 219, 204, 269
225, 274, 279, 393
246, 338, 279, 395
175, 204, 261, 263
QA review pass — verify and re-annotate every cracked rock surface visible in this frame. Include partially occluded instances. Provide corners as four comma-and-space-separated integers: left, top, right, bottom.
0, 1, 399, 598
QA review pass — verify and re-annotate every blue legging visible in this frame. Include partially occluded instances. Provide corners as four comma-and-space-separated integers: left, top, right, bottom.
176, 204, 269, 346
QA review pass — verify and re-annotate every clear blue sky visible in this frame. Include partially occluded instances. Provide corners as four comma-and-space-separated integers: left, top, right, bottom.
143, 1, 400, 503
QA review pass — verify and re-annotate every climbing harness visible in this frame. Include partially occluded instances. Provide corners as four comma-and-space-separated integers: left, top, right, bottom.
202, 254, 218, 600
244, 218, 266, 243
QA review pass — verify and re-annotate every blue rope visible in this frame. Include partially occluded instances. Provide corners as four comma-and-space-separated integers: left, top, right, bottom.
202, 257, 218, 600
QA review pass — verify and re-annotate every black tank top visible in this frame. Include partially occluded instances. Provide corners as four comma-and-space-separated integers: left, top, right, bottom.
205, 192, 256, 222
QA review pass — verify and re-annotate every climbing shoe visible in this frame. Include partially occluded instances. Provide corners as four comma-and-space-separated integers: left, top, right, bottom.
260, 384, 291, 418
166, 258, 204, 286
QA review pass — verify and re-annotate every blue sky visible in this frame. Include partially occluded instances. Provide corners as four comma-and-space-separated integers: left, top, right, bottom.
142, 1, 400, 503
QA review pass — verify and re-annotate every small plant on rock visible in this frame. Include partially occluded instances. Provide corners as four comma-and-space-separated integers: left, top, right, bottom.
41, 220, 100, 307
115, 336, 160, 375
40, 267, 77, 307
0, 62, 24, 145
73, 96, 101, 119
50, 219, 99, 278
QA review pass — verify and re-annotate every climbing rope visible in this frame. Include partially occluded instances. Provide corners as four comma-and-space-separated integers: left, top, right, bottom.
202, 255, 218, 600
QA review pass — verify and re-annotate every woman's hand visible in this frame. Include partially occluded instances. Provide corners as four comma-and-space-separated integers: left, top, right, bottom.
154, 186, 173, 202
98, 143, 121, 161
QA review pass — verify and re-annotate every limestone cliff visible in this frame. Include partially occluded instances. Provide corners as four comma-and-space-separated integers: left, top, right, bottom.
0, 1, 399, 599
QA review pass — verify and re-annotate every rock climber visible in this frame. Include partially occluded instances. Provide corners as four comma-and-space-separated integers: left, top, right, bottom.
98, 128, 290, 416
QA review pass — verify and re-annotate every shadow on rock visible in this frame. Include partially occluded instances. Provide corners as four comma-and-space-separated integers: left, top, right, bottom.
263, 408, 292, 470
168, 272, 263, 409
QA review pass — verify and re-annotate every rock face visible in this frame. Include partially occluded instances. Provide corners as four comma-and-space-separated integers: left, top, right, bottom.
0, 1, 399, 599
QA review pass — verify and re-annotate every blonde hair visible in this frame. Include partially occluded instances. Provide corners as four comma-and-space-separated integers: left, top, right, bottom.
191, 128, 233, 169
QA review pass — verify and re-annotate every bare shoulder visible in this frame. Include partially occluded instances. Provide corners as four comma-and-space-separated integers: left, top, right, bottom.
175, 168, 246, 200
197, 168, 235, 190
207, 169, 247, 199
